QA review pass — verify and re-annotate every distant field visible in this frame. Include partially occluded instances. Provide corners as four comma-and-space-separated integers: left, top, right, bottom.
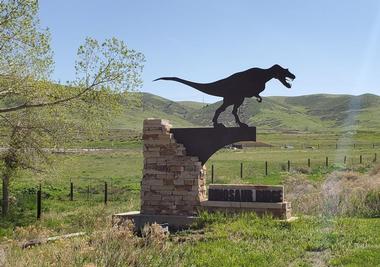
1, 137, 379, 235
1, 134, 380, 265
60, 129, 380, 151
8, 140, 380, 189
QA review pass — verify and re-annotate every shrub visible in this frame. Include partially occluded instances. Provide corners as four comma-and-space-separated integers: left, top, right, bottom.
284, 170, 380, 218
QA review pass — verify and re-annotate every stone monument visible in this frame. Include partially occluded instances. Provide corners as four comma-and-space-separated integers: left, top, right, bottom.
113, 118, 292, 229
114, 64, 296, 228
140, 118, 207, 216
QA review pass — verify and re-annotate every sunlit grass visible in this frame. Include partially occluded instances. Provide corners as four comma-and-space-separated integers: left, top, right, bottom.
1, 138, 380, 266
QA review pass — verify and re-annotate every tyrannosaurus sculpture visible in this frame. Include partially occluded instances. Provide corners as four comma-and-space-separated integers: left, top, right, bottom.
154, 64, 296, 128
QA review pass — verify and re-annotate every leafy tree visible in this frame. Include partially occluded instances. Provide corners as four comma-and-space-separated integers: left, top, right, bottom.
0, 0, 145, 216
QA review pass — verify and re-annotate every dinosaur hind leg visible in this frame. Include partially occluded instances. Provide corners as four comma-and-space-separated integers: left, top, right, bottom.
212, 101, 229, 128
232, 99, 248, 128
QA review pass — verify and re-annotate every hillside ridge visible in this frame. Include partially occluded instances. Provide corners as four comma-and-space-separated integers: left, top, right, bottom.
114, 92, 380, 132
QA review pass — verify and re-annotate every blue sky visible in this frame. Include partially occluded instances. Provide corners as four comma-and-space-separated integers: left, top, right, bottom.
39, 1, 380, 103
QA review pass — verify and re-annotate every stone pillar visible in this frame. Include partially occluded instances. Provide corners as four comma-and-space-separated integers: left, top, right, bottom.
141, 118, 207, 216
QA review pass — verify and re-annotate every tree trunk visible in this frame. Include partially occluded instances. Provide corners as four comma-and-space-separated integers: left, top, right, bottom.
2, 124, 21, 217
2, 172, 9, 216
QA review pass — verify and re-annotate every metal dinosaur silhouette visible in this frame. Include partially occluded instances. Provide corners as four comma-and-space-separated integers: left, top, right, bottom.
154, 64, 296, 128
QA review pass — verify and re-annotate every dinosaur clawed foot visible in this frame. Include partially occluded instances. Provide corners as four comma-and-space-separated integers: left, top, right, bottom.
256, 97, 262, 103
213, 123, 226, 128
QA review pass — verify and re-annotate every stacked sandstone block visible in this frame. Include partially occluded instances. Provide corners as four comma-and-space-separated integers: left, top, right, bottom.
141, 118, 207, 216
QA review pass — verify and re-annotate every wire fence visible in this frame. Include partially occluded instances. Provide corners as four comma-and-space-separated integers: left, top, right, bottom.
3, 150, 379, 219
208, 152, 378, 182
240, 142, 380, 150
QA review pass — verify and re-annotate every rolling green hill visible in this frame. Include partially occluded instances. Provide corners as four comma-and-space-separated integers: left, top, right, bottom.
111, 93, 200, 130
278, 94, 380, 131
177, 101, 206, 110
115, 93, 380, 133
2, 89, 379, 133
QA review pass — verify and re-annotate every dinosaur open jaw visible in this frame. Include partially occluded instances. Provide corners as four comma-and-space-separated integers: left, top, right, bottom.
285, 77, 294, 88
280, 77, 294, 88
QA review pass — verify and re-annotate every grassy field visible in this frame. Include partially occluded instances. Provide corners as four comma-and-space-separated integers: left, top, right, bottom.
3, 142, 378, 203
1, 136, 380, 266
2, 213, 380, 266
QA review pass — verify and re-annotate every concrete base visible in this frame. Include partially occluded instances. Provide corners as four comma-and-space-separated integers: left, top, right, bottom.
112, 210, 297, 231
112, 211, 198, 230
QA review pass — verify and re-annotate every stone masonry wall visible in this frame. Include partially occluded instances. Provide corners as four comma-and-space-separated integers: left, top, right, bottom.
141, 118, 207, 216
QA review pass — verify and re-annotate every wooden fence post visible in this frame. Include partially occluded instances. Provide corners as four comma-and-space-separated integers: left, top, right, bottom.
326, 157, 329, 167
360, 155, 363, 164
211, 164, 214, 184
240, 162, 243, 178
308, 158, 311, 168
265, 161, 268, 176
287, 160, 290, 172
344, 156, 347, 164
104, 182, 108, 205
70, 182, 73, 201
375, 153, 377, 163
37, 184, 41, 220
87, 185, 90, 200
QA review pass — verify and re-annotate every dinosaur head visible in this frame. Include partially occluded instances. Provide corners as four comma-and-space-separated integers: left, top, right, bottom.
271, 64, 296, 88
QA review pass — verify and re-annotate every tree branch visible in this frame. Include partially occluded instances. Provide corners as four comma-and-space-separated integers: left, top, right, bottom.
0, 60, 115, 113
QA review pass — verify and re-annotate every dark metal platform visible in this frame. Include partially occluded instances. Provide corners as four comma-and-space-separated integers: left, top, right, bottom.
170, 126, 256, 164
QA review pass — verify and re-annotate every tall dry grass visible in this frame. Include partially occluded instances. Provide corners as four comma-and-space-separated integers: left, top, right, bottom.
4, 220, 179, 267
285, 165, 380, 217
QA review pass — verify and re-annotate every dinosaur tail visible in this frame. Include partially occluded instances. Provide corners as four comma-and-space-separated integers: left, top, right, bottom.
153, 77, 213, 95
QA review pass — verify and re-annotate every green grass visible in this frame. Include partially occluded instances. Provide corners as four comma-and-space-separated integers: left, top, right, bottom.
6, 144, 378, 193
3, 213, 380, 266
207, 146, 377, 184
1, 141, 378, 236
0, 149, 144, 238
180, 213, 380, 266
1, 135, 380, 266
